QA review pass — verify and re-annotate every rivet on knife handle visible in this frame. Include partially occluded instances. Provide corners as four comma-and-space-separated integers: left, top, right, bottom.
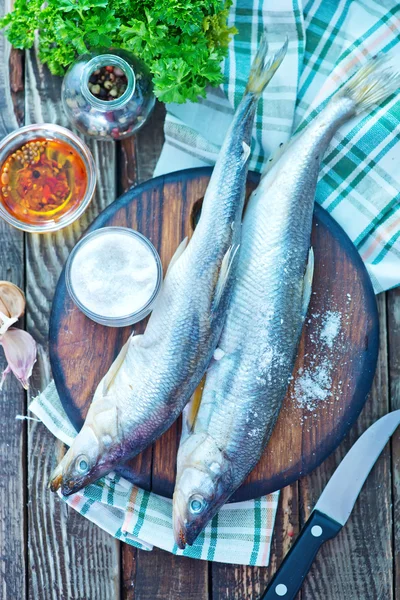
259, 510, 342, 600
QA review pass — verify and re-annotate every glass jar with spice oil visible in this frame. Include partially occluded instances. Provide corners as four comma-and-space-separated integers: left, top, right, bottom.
0, 124, 96, 232
62, 49, 155, 140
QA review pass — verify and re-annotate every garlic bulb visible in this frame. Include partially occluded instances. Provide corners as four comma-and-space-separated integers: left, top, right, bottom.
0, 281, 25, 335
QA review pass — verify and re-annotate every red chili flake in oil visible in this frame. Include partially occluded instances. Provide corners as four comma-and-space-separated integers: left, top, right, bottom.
0, 137, 88, 226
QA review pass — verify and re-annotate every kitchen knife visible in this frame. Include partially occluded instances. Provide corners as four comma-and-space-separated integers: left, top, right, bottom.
260, 410, 400, 600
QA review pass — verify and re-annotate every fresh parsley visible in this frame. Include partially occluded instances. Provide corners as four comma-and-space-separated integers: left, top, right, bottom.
1, 0, 237, 104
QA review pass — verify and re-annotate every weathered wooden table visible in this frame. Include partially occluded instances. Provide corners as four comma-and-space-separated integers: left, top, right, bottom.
0, 19, 399, 600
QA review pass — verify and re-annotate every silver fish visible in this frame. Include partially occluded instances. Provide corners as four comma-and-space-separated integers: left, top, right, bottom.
173, 56, 400, 548
49, 35, 288, 496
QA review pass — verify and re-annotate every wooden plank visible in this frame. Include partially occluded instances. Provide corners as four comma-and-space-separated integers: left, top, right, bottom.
387, 288, 400, 599
0, 2, 26, 597
118, 136, 138, 194
0, 229, 26, 599
134, 548, 208, 600
9, 49, 24, 126
136, 102, 166, 184
24, 46, 120, 599
118, 100, 209, 600
212, 483, 299, 600
299, 292, 393, 600
122, 546, 137, 600
118, 131, 148, 600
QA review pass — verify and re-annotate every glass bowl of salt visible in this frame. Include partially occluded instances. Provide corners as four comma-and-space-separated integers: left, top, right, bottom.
65, 227, 163, 326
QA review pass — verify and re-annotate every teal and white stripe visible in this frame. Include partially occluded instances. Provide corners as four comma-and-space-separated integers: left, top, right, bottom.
155, 0, 400, 293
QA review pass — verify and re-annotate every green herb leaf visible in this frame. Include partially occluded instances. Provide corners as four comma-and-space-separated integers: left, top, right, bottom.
0, 0, 236, 103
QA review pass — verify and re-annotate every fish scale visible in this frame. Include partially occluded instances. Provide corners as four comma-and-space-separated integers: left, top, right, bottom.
173, 55, 400, 549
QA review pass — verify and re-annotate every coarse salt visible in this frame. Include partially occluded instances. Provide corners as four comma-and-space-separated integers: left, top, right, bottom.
320, 310, 341, 349
294, 360, 332, 409
293, 307, 343, 413
70, 230, 158, 318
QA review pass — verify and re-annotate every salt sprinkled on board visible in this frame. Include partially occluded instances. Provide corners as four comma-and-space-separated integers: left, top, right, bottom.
320, 311, 341, 349
294, 360, 331, 409
293, 308, 343, 412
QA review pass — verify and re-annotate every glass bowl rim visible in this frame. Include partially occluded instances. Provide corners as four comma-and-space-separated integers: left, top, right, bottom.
65, 226, 163, 326
0, 123, 96, 233
80, 53, 136, 110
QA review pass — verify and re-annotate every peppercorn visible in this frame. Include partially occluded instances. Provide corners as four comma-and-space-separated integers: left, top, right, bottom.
87, 65, 128, 101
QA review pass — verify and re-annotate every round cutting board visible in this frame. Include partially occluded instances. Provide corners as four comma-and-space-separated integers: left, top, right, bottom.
49, 167, 379, 502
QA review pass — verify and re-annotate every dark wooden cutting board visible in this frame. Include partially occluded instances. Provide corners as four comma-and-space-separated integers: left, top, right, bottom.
49, 167, 379, 502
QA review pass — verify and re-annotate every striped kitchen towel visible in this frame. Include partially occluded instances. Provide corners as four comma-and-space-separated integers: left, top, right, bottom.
29, 380, 279, 566
155, 0, 400, 292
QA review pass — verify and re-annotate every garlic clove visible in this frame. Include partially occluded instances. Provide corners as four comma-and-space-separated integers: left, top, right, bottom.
0, 281, 25, 316
0, 282, 26, 335
0, 281, 26, 335
0, 327, 37, 390
0, 312, 18, 336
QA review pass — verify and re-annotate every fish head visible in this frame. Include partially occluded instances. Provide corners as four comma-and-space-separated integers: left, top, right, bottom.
173, 433, 233, 548
48, 423, 114, 495
49, 395, 121, 495
49, 338, 133, 496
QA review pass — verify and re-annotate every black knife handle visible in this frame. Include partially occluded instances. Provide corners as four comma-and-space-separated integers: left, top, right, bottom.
259, 510, 342, 600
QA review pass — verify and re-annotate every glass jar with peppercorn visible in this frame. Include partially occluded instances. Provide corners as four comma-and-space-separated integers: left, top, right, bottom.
62, 49, 155, 140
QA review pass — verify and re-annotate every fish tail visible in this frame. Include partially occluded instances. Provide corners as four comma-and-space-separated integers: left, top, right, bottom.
245, 32, 288, 96
333, 55, 400, 114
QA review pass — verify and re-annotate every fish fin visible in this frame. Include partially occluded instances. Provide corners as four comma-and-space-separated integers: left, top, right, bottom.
301, 247, 314, 320
332, 54, 400, 114
181, 377, 206, 440
102, 334, 138, 395
212, 244, 240, 313
167, 237, 188, 275
241, 141, 251, 165
246, 32, 288, 96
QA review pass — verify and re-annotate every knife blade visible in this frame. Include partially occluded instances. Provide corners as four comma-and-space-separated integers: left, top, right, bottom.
260, 410, 400, 600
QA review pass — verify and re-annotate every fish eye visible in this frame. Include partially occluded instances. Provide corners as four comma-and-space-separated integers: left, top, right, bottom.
76, 456, 90, 474
189, 494, 206, 514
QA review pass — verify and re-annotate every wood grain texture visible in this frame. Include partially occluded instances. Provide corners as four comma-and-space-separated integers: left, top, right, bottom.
50, 168, 379, 503
211, 483, 299, 600
388, 288, 400, 600
9, 49, 24, 127
121, 546, 137, 600
0, 2, 26, 597
134, 548, 208, 600
0, 191, 26, 600
135, 102, 166, 184
300, 293, 393, 600
24, 46, 120, 599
